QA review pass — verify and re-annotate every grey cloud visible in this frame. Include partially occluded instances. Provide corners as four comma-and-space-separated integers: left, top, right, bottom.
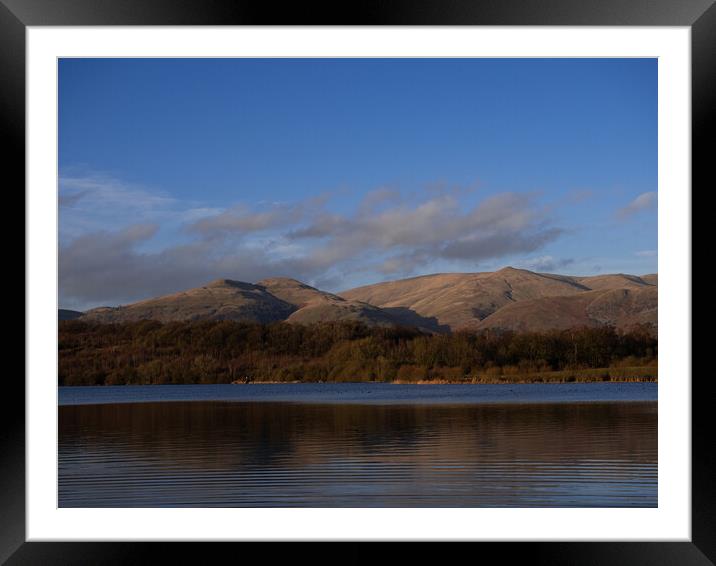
310, 274, 346, 291
292, 192, 562, 275
188, 194, 334, 239
60, 175, 176, 211
358, 187, 402, 214
59, 189, 90, 207
377, 251, 431, 275
61, 224, 158, 260
518, 255, 575, 272
469, 193, 537, 231
441, 228, 563, 261
59, 224, 330, 309
60, 224, 164, 305
616, 192, 657, 219
60, 184, 566, 308
288, 213, 345, 239
58, 173, 204, 242
188, 203, 305, 238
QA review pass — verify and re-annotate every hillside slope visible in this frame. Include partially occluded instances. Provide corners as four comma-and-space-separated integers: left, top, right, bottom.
78, 268, 658, 334
81, 279, 297, 324
340, 267, 591, 329
257, 277, 434, 329
59, 309, 83, 321
80, 277, 422, 329
470, 286, 657, 334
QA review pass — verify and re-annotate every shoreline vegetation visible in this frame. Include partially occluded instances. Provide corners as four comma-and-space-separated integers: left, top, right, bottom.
229, 368, 657, 385
59, 320, 657, 386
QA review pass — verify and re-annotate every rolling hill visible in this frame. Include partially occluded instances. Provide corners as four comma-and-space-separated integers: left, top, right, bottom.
80, 279, 297, 324
340, 267, 657, 334
58, 309, 83, 321
257, 277, 430, 328
79, 277, 420, 329
75, 267, 657, 334
468, 286, 658, 333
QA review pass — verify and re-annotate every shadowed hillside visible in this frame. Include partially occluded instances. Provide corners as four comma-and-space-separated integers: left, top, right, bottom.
59, 309, 83, 321
340, 267, 657, 334
80, 279, 297, 324
78, 267, 657, 335
258, 277, 440, 330
469, 287, 657, 334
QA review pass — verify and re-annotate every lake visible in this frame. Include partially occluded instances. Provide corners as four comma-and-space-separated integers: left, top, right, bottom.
58, 383, 657, 507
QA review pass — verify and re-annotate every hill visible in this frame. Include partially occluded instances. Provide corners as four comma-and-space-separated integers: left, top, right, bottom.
257, 277, 430, 328
340, 267, 657, 334
80, 277, 420, 329
572, 273, 655, 291
340, 267, 592, 330
81, 279, 296, 324
59, 309, 83, 321
78, 267, 657, 334
469, 286, 657, 334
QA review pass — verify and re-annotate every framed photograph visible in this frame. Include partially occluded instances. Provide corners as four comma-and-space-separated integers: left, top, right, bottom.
7, 1, 708, 563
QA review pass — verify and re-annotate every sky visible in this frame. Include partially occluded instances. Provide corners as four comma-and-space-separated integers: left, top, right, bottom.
59, 58, 657, 310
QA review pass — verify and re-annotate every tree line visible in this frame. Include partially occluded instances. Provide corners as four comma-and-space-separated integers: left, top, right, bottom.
58, 320, 657, 386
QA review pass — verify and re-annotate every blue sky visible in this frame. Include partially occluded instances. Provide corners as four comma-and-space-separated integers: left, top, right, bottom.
59, 58, 657, 310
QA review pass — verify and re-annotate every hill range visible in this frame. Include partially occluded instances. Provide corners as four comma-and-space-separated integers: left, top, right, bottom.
68, 267, 657, 335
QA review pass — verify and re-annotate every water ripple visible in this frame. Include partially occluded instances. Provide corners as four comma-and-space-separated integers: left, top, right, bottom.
59, 400, 657, 507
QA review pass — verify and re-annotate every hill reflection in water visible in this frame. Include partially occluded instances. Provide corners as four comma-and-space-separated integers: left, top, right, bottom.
59, 401, 657, 507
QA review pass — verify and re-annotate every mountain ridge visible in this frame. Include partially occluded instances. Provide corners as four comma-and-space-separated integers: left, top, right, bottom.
72, 267, 657, 334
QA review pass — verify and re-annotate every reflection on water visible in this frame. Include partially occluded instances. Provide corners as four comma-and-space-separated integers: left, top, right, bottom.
59, 401, 657, 507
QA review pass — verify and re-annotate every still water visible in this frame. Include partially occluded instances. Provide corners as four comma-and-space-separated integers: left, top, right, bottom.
58, 383, 657, 507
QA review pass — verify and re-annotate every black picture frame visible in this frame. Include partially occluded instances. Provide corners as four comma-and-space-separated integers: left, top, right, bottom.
6, 1, 708, 563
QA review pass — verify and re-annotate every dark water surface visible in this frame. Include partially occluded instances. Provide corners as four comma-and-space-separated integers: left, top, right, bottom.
59, 382, 657, 406
58, 384, 657, 508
